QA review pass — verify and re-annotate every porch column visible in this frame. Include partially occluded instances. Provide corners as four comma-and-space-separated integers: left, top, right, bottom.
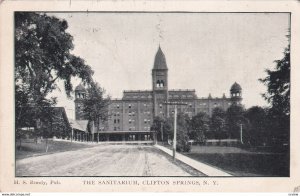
122, 134, 125, 143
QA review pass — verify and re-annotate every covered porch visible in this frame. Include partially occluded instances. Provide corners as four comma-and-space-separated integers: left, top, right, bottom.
69, 119, 91, 142
94, 131, 157, 143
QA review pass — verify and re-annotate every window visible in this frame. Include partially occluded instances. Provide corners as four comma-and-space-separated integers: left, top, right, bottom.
159, 104, 163, 108
117, 104, 120, 108
117, 119, 120, 123
114, 127, 117, 131
129, 104, 132, 109
156, 80, 165, 88
114, 119, 116, 124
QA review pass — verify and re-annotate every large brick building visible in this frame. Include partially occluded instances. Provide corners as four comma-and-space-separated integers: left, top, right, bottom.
74, 46, 242, 141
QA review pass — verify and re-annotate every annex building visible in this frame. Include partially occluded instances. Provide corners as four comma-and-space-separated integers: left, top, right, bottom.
74, 46, 243, 141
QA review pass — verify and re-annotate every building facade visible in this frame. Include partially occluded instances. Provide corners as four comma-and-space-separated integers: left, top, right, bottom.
74, 46, 243, 141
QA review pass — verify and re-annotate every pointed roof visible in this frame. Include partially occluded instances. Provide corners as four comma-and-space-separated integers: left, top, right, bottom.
153, 46, 168, 70
75, 83, 86, 91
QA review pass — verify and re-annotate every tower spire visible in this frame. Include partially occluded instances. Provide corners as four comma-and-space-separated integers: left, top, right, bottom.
153, 45, 168, 70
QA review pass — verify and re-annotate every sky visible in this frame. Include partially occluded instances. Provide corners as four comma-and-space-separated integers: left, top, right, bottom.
48, 12, 290, 119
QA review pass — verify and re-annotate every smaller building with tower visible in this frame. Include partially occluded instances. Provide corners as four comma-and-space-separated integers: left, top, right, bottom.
74, 46, 243, 141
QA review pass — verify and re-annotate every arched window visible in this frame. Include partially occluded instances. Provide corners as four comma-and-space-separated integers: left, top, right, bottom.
160, 80, 164, 87
156, 80, 160, 87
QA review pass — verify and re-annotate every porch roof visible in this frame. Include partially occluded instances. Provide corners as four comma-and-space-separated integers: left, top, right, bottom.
69, 119, 88, 133
97, 130, 155, 134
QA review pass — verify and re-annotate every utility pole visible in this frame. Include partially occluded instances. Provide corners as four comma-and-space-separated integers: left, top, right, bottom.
71, 128, 73, 143
164, 101, 187, 160
240, 123, 243, 144
173, 105, 177, 160
160, 122, 164, 143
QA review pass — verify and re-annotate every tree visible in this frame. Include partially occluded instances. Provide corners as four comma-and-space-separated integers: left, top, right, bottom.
210, 107, 227, 139
166, 113, 191, 152
259, 42, 290, 144
15, 12, 94, 143
244, 106, 268, 146
189, 112, 209, 143
225, 105, 246, 139
151, 116, 165, 142
82, 82, 110, 142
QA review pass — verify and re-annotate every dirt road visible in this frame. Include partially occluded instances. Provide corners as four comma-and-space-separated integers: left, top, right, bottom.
16, 145, 204, 176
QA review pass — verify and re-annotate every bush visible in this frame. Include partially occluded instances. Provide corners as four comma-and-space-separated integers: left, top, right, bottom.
176, 140, 191, 152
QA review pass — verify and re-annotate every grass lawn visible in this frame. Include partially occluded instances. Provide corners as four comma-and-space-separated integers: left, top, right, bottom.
159, 143, 290, 176
183, 146, 289, 176
16, 139, 94, 160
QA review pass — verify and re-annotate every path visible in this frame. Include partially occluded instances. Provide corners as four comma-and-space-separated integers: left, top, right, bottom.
16, 145, 204, 176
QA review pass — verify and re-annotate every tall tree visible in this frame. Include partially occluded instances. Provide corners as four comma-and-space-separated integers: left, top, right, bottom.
210, 107, 227, 139
259, 42, 290, 144
166, 113, 191, 152
151, 116, 166, 142
189, 112, 209, 143
244, 106, 268, 146
15, 12, 94, 140
225, 105, 246, 139
15, 12, 94, 106
82, 82, 110, 142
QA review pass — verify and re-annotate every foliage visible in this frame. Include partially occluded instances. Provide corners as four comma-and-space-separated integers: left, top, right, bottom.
164, 113, 191, 152
259, 45, 290, 116
189, 112, 209, 143
151, 116, 166, 141
82, 82, 110, 133
15, 12, 94, 140
209, 107, 227, 139
259, 43, 290, 143
225, 105, 246, 139
244, 106, 269, 146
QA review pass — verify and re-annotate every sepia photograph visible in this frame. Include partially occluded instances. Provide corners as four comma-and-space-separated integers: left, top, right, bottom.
14, 11, 290, 178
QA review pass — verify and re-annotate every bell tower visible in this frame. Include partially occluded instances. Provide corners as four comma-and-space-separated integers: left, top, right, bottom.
230, 82, 243, 105
152, 46, 169, 118
74, 84, 87, 120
